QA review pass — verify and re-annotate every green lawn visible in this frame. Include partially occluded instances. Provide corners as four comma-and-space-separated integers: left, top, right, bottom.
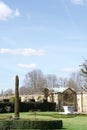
62, 115, 87, 130
0, 112, 87, 130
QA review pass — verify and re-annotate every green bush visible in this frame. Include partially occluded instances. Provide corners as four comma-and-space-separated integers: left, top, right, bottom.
9, 96, 15, 103
0, 102, 14, 113
20, 102, 56, 112
29, 120, 63, 129
10, 96, 21, 103
0, 101, 56, 113
0, 121, 10, 130
0, 120, 63, 129
10, 120, 30, 129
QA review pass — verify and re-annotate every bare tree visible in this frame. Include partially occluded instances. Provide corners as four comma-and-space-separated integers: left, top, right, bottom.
70, 72, 84, 91
79, 60, 87, 91
4, 89, 13, 96
46, 74, 59, 88
23, 69, 47, 94
67, 78, 80, 92
20, 86, 30, 95
58, 77, 68, 87
0, 89, 4, 96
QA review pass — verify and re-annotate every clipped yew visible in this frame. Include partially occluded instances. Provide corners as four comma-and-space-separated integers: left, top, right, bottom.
14, 75, 20, 119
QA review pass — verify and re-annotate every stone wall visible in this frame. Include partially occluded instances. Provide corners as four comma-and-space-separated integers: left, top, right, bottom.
21, 94, 44, 102
77, 92, 87, 113
77, 93, 82, 112
49, 90, 87, 113
83, 93, 87, 112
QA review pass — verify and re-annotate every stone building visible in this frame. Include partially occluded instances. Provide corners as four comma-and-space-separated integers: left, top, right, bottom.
48, 87, 77, 112
48, 87, 87, 113
77, 92, 87, 113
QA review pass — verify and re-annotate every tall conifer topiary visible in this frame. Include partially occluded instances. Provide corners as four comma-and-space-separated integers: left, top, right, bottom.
14, 75, 20, 119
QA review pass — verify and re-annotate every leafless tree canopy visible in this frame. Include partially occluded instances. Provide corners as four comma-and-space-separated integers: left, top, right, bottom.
20, 69, 69, 95
21, 69, 47, 94
2, 60, 87, 95
19, 68, 85, 95
46, 74, 59, 88
79, 60, 87, 91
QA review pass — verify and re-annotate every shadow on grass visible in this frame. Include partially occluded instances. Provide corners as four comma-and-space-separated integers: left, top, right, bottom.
9, 128, 67, 130
9, 128, 65, 130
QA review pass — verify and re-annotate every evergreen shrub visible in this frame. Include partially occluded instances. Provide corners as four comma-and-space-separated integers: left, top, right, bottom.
0, 102, 14, 113
20, 102, 56, 112
0, 102, 56, 113
10, 96, 21, 103
0, 120, 63, 129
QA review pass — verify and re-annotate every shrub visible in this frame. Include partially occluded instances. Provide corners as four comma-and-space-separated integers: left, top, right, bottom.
29, 120, 63, 129
5, 106, 11, 113
0, 102, 14, 113
10, 120, 30, 129
0, 101, 56, 113
0, 120, 63, 129
0, 121, 10, 130
10, 96, 21, 103
9, 96, 15, 103
20, 102, 56, 112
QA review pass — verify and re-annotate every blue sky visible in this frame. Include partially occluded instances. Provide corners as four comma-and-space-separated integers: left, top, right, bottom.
0, 0, 87, 91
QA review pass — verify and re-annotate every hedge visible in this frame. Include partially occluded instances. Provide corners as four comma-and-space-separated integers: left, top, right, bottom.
0, 102, 14, 113
20, 102, 56, 112
0, 120, 63, 129
0, 102, 56, 113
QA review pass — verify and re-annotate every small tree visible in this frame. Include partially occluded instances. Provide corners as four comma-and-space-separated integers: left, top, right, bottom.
43, 88, 49, 102
14, 75, 20, 119
80, 60, 87, 91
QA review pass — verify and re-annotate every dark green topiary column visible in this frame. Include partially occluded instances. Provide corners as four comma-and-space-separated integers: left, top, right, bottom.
14, 75, 20, 119
43, 88, 49, 102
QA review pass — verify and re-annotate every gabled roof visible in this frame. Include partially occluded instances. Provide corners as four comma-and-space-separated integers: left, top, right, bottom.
51, 87, 68, 93
51, 87, 75, 93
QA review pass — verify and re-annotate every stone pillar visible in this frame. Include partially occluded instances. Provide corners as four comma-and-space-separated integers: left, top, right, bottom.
81, 92, 83, 112
77, 93, 82, 113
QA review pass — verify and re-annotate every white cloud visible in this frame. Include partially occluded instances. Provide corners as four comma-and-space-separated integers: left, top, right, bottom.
0, 1, 20, 20
0, 48, 45, 56
14, 9, 20, 17
18, 63, 37, 69
71, 0, 87, 5
61, 67, 78, 73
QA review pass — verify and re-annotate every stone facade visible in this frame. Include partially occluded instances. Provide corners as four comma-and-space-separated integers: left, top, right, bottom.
77, 92, 87, 113
21, 94, 44, 102
49, 87, 87, 113
48, 88, 77, 111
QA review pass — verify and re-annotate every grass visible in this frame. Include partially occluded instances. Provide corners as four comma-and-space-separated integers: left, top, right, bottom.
63, 115, 87, 130
0, 112, 87, 129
